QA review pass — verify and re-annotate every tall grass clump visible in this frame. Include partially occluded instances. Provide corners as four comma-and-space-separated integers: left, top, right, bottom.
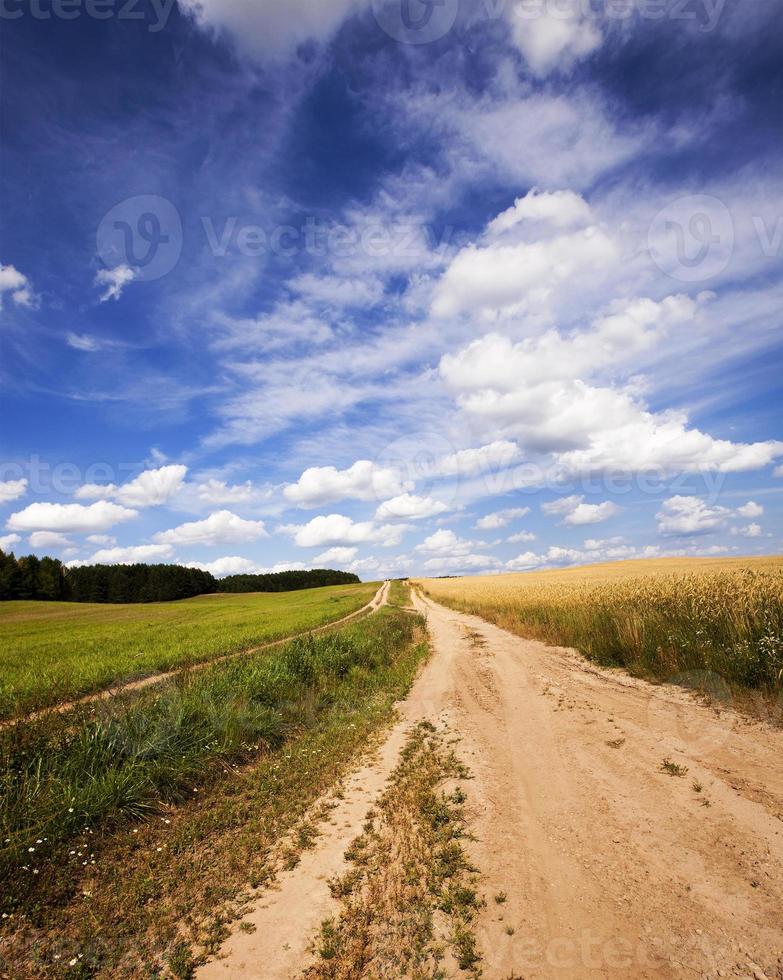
0, 608, 419, 907
419, 565, 783, 694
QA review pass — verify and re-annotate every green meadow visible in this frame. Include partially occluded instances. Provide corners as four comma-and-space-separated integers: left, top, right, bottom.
0, 583, 378, 720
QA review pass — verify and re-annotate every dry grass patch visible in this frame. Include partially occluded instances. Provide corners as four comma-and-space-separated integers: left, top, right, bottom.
305, 721, 482, 979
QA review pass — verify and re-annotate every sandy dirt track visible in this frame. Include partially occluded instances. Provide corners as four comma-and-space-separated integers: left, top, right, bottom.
200, 589, 783, 979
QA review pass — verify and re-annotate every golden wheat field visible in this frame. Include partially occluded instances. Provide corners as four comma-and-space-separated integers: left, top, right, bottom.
416, 556, 783, 694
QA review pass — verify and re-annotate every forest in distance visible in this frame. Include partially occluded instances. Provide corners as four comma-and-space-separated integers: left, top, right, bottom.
0, 549, 361, 604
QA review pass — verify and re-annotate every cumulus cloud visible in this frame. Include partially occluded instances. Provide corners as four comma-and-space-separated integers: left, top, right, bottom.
375, 493, 449, 521
542, 495, 620, 526
76, 465, 187, 508
184, 556, 262, 577
736, 501, 763, 518
432, 441, 521, 479
0, 262, 35, 309
506, 0, 602, 76
416, 529, 476, 555
508, 529, 536, 543
505, 540, 667, 571
177, 0, 361, 58
440, 293, 783, 475
95, 264, 138, 302
475, 507, 530, 530
487, 189, 592, 236
312, 546, 359, 565
656, 496, 731, 536
422, 553, 503, 573
733, 522, 762, 539
281, 513, 407, 548
7, 501, 138, 534
0, 533, 21, 551
285, 460, 410, 508
154, 510, 268, 547
432, 225, 618, 321
86, 534, 116, 545
71, 544, 175, 566
28, 531, 71, 549
196, 479, 263, 505
0, 479, 28, 504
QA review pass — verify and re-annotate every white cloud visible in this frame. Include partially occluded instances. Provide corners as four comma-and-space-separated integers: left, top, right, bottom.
66, 332, 103, 352
487, 189, 592, 237
154, 510, 268, 547
28, 531, 71, 549
775, 465, 783, 478
0, 533, 21, 551
285, 460, 410, 508
185, 556, 261, 577
505, 541, 664, 571
542, 495, 620, 526
583, 536, 627, 550
0, 479, 28, 504
440, 294, 783, 475
416, 529, 476, 555
0, 262, 35, 309
432, 225, 619, 321
656, 496, 731, 537
196, 479, 260, 505
423, 553, 503, 573
95, 264, 138, 302
7, 501, 138, 534
736, 501, 763, 518
281, 513, 407, 548
76, 465, 187, 508
450, 91, 648, 191
475, 507, 530, 530
86, 534, 116, 545
289, 273, 384, 308
506, 0, 602, 77
733, 522, 762, 539
508, 530, 536, 543
72, 544, 175, 566
177, 0, 361, 58
312, 546, 359, 565
213, 300, 333, 352
375, 493, 449, 521
433, 441, 521, 479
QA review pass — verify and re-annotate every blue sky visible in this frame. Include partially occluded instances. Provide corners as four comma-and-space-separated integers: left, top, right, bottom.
1, 0, 782, 578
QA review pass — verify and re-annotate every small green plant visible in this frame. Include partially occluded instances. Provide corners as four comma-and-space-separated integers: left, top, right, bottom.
494, 890, 507, 905
661, 758, 689, 777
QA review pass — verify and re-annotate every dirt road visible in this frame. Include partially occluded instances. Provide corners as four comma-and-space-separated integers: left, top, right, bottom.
200, 589, 783, 979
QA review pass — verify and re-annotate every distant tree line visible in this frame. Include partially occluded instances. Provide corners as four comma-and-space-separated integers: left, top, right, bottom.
217, 569, 360, 593
0, 549, 360, 603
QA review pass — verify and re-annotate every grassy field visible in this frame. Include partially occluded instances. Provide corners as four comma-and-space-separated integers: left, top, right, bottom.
416, 557, 783, 697
0, 583, 378, 720
1, 600, 429, 976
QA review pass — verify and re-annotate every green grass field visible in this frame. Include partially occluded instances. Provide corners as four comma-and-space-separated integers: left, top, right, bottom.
0, 583, 378, 720
1, 601, 428, 975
